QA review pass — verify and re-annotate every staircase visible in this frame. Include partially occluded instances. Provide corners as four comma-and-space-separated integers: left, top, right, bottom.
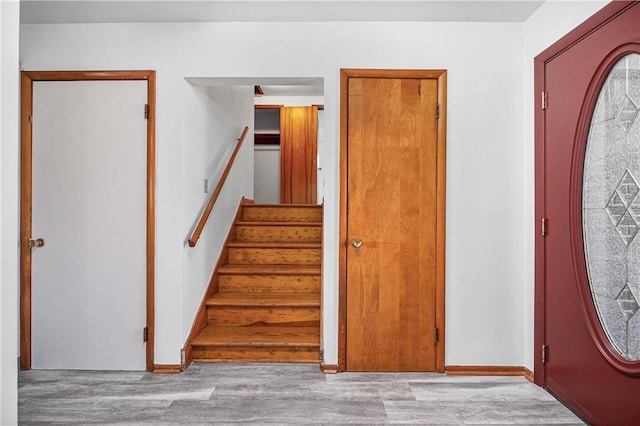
189, 203, 322, 363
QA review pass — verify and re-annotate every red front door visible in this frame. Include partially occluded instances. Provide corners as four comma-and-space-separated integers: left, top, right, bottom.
536, 2, 640, 424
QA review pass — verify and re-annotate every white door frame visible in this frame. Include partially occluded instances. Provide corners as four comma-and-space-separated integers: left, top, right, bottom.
20, 70, 156, 371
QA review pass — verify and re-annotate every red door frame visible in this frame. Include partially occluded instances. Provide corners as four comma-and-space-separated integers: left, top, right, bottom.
534, 0, 639, 387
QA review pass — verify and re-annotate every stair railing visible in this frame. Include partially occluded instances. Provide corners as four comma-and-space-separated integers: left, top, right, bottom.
188, 126, 249, 247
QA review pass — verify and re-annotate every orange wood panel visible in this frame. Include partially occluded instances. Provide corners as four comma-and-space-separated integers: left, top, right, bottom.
207, 307, 320, 327
254, 104, 283, 110
444, 366, 534, 382
280, 106, 318, 204
217, 264, 321, 293
145, 71, 157, 371
191, 325, 320, 362
242, 205, 322, 222
20, 73, 34, 370
434, 72, 447, 373
345, 77, 439, 371
445, 365, 532, 377
218, 273, 321, 294
192, 325, 319, 346
235, 223, 322, 242
320, 364, 338, 374
227, 245, 321, 265
192, 347, 320, 363
151, 364, 183, 374
207, 292, 320, 306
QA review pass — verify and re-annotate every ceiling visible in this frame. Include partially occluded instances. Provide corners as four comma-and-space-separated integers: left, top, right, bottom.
21, 0, 546, 24
21, 0, 546, 97
187, 77, 325, 97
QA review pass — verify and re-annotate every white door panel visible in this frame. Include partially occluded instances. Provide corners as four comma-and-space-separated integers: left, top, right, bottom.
31, 80, 147, 370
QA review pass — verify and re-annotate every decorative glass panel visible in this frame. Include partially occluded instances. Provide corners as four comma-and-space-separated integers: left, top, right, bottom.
583, 53, 640, 360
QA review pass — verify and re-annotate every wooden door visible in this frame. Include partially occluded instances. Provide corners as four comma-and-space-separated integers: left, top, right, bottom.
280, 106, 318, 204
21, 72, 156, 371
535, 2, 640, 423
342, 72, 446, 372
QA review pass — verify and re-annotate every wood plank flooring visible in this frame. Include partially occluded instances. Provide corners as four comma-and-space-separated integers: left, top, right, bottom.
18, 363, 585, 424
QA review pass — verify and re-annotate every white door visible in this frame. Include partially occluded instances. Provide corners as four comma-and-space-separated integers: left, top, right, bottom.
31, 80, 147, 370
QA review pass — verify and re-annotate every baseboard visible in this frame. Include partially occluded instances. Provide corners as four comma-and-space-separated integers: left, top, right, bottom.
319, 364, 533, 377
445, 365, 532, 379
152, 364, 183, 374
523, 367, 534, 382
320, 363, 338, 374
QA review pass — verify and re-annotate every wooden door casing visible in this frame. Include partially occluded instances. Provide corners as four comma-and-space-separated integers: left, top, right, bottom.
280, 106, 318, 204
339, 69, 447, 372
20, 71, 156, 371
535, 2, 640, 423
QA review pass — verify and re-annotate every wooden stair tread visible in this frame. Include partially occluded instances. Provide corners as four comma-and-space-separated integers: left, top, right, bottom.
246, 204, 322, 208
218, 264, 321, 275
192, 325, 320, 347
242, 205, 322, 222
236, 221, 322, 227
227, 241, 321, 248
207, 292, 319, 307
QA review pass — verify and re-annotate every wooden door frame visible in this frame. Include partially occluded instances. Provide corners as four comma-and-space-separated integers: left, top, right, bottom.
533, 1, 637, 387
338, 69, 447, 372
20, 70, 157, 371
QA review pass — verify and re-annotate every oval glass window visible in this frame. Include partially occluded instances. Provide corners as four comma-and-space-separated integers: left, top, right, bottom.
583, 53, 640, 361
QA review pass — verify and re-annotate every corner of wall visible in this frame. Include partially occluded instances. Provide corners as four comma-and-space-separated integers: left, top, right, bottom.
1, 0, 21, 423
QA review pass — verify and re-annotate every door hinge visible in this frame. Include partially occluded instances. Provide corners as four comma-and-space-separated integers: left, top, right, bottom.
541, 217, 548, 237
434, 327, 439, 344
541, 91, 548, 110
542, 344, 548, 364
180, 348, 186, 365
143, 326, 148, 343
436, 104, 440, 119
319, 348, 325, 363
28, 115, 33, 123
144, 104, 149, 119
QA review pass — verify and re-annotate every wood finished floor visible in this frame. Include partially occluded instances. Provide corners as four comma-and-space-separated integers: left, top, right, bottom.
19, 363, 585, 425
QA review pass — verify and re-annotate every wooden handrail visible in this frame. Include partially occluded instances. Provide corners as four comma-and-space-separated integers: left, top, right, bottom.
188, 126, 249, 247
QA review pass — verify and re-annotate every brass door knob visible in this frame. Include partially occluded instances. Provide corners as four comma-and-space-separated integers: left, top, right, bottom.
351, 238, 363, 248
28, 238, 45, 248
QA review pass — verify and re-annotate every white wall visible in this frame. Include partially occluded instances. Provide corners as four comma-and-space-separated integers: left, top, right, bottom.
254, 146, 281, 204
521, 0, 608, 370
181, 83, 254, 341
19, 20, 525, 367
254, 106, 281, 203
0, 0, 19, 423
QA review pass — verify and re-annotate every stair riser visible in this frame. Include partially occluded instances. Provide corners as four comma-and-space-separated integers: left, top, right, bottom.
219, 274, 320, 293
242, 207, 322, 222
228, 248, 321, 265
192, 346, 320, 363
236, 226, 321, 242
207, 307, 320, 327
